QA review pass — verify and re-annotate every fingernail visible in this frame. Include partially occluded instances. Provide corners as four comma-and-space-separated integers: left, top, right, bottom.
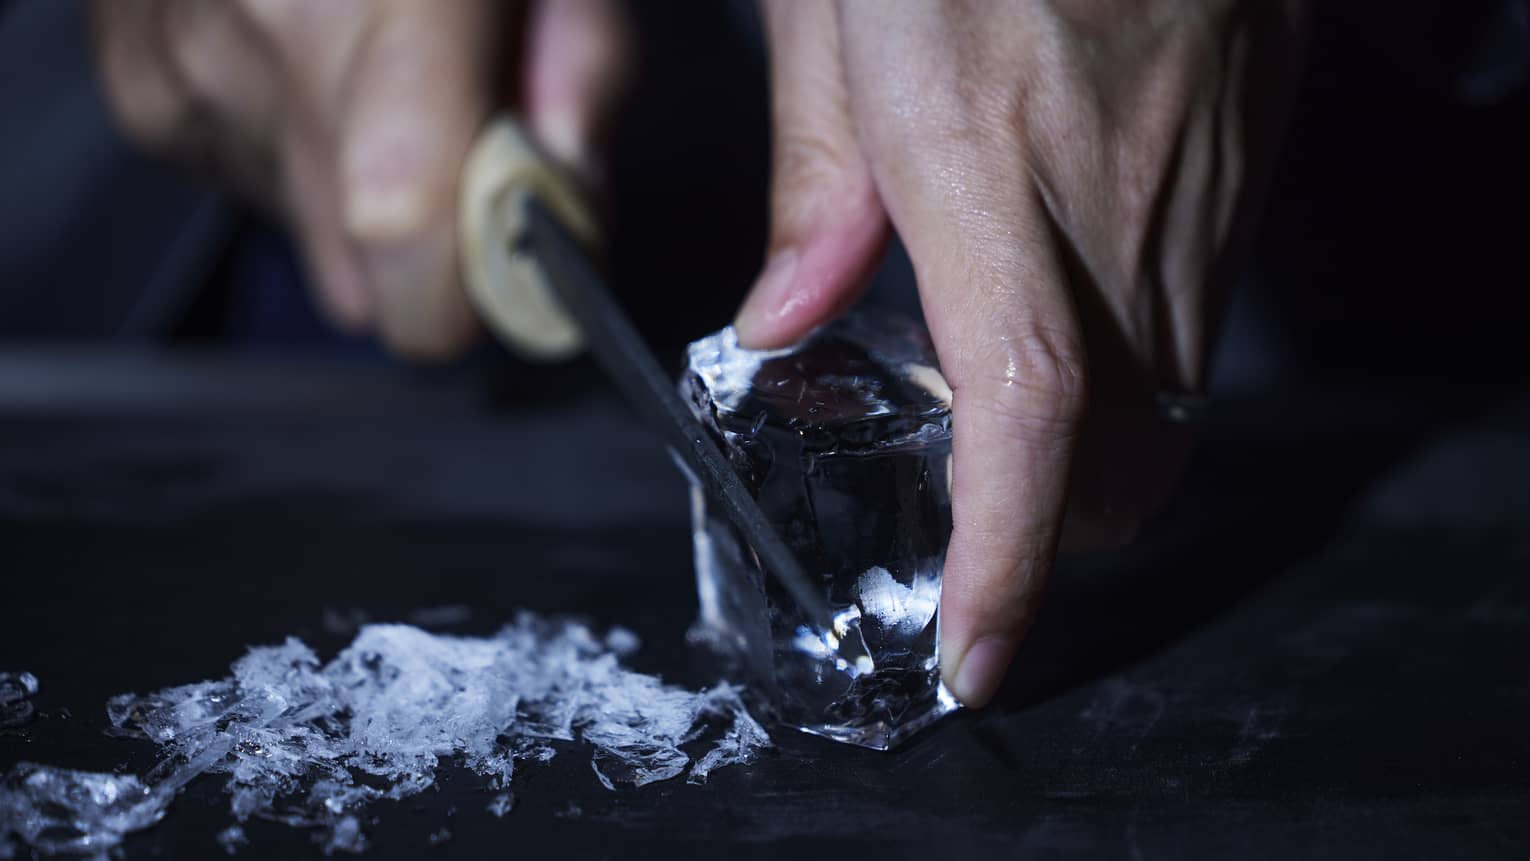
947, 635, 1015, 708
535, 109, 588, 175
345, 178, 430, 245
342, 123, 433, 243
733, 248, 799, 348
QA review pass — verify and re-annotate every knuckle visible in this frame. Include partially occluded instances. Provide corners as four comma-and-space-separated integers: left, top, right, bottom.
774, 125, 857, 187
772, 128, 865, 198
973, 326, 1088, 437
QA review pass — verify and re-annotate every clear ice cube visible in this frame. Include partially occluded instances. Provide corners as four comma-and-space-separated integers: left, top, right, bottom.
680, 309, 960, 750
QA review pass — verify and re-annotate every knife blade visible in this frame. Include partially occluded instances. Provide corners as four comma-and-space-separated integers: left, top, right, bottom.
515, 195, 838, 634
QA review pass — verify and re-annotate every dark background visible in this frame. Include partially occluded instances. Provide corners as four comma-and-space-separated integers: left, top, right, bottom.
2, 1, 1528, 858
4, 0, 1528, 390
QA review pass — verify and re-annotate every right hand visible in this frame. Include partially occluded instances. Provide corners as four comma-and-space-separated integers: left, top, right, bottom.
90, 0, 633, 358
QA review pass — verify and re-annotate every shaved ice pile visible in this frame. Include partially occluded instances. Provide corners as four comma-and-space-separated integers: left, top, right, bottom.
0, 613, 768, 857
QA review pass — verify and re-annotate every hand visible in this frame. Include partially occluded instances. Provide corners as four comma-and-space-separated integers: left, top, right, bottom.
737, 0, 1306, 706
90, 0, 632, 358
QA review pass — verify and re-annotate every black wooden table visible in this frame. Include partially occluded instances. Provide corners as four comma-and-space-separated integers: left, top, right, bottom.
2, 349, 1526, 859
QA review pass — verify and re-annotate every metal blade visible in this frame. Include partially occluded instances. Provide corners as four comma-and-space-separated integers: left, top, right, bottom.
517, 196, 835, 632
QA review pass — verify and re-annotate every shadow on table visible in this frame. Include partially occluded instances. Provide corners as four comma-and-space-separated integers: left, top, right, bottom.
985, 384, 1515, 715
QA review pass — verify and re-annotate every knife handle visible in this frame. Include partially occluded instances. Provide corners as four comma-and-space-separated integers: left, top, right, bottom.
458, 116, 598, 361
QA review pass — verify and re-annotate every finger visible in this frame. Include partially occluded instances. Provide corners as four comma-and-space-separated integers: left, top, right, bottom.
88, 0, 193, 156
732, 0, 888, 351
236, 0, 377, 330
157, 0, 281, 201
927, 206, 1085, 710
280, 119, 373, 331
338, 0, 503, 359
522, 0, 636, 186
836, 7, 1087, 708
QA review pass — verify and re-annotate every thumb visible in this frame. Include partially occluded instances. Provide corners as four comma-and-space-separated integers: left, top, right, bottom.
733, 0, 888, 351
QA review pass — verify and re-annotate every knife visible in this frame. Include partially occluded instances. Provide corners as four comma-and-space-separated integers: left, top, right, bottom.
458, 118, 838, 636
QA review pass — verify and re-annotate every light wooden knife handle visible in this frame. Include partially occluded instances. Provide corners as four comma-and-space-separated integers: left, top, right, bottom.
458, 116, 599, 361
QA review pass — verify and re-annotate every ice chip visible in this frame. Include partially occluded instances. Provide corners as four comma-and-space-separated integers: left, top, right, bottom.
688, 686, 771, 784
604, 626, 641, 656
680, 309, 961, 749
323, 814, 366, 855
0, 672, 39, 729
216, 824, 248, 855
0, 764, 171, 856
485, 792, 515, 817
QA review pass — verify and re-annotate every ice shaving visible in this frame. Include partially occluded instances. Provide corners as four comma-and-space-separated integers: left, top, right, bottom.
0, 613, 767, 857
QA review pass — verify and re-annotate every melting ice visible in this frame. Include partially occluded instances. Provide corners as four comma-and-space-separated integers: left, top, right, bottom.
0, 615, 767, 857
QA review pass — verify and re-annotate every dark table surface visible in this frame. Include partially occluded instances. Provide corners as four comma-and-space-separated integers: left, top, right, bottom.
2, 347, 1527, 860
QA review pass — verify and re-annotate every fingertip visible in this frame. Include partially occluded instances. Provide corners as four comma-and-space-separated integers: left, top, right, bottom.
733, 248, 800, 349
943, 634, 1017, 709
734, 198, 889, 350
277, 129, 376, 337
360, 227, 480, 362
939, 543, 1031, 709
315, 271, 374, 334
733, 233, 882, 351
377, 320, 479, 363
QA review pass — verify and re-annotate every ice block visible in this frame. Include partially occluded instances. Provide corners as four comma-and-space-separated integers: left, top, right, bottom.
681, 309, 960, 750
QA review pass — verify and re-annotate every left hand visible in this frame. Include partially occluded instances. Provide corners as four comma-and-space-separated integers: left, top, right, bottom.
736, 0, 1308, 707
